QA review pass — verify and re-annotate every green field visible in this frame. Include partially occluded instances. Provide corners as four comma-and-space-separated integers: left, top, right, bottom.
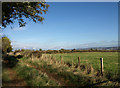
46, 52, 118, 73
2, 52, 119, 86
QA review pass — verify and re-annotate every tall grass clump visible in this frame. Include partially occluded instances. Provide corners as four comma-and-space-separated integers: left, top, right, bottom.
14, 62, 59, 86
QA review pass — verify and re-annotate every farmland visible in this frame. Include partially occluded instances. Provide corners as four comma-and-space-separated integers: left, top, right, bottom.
47, 52, 118, 73
2, 52, 119, 87
2, 2, 119, 87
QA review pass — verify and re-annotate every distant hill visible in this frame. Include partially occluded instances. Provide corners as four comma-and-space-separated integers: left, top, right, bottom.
77, 46, 118, 50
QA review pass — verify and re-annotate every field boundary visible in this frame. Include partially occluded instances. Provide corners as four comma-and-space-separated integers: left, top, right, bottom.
19, 60, 69, 86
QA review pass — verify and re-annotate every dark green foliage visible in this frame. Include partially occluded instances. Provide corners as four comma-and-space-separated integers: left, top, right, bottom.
38, 49, 118, 54
72, 49, 76, 52
80, 64, 86, 71
2, 37, 12, 54
105, 71, 119, 82
17, 48, 118, 55
2, 2, 49, 28
39, 48, 42, 51
46, 50, 54, 54
59, 48, 65, 53
20, 50, 42, 59
22, 50, 32, 57
32, 51, 42, 58
3, 55, 19, 68
21, 49, 25, 52
53, 50, 59, 53
16, 55, 23, 59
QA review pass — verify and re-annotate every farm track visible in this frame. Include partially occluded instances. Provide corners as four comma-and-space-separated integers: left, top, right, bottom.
3, 67, 27, 87
19, 60, 69, 86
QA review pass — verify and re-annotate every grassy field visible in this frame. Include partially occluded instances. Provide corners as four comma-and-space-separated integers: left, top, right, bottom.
19, 52, 119, 86
2, 52, 119, 86
45, 52, 118, 73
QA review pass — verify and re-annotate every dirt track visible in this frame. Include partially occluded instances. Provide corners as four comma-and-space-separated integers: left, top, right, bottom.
3, 67, 27, 87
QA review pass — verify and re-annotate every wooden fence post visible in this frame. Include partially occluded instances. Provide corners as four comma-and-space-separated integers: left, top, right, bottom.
78, 57, 80, 67
100, 58, 104, 76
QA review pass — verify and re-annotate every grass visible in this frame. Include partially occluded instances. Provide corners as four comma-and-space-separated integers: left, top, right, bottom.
3, 52, 119, 86
2, 68, 11, 86
23, 58, 94, 86
45, 52, 118, 73
14, 62, 59, 86
22, 55, 119, 86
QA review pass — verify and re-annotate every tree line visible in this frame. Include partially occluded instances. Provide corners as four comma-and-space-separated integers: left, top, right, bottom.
14, 48, 118, 54
1, 36, 118, 58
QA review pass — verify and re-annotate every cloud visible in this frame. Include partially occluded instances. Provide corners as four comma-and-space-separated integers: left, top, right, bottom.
11, 40, 118, 50
11, 26, 27, 31
75, 40, 118, 48
49, 40, 118, 49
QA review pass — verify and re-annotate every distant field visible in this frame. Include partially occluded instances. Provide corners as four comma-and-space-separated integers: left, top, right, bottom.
45, 52, 118, 73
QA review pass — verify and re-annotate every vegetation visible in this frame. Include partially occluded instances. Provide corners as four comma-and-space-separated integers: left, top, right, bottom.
2, 2, 49, 28
14, 62, 59, 86
2, 68, 11, 86
13, 48, 118, 55
2, 37, 12, 54
18, 53, 119, 86
48, 52, 118, 73
2, 1, 119, 87
2, 48, 119, 86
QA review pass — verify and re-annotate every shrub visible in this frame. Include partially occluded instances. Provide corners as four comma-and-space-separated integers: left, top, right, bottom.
16, 55, 23, 59
22, 50, 32, 57
2, 37, 12, 54
32, 51, 42, 58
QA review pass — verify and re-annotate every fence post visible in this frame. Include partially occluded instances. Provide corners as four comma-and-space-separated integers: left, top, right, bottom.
78, 57, 80, 67
100, 58, 104, 76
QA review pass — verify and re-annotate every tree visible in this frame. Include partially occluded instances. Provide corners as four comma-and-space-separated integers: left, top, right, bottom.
39, 48, 42, 51
21, 49, 25, 52
2, 2, 49, 28
61, 48, 65, 51
59, 48, 65, 53
72, 48, 76, 52
90, 48, 93, 51
2, 37, 12, 54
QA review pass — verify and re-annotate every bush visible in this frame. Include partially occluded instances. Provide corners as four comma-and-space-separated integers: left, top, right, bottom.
22, 50, 42, 59
32, 51, 42, 58
3, 55, 19, 67
2, 37, 12, 54
23, 50, 32, 57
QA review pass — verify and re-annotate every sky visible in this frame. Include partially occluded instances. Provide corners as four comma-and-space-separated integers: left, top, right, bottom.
3, 2, 118, 50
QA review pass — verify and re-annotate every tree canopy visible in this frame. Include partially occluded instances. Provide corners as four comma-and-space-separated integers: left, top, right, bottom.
2, 2, 49, 28
2, 37, 12, 54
